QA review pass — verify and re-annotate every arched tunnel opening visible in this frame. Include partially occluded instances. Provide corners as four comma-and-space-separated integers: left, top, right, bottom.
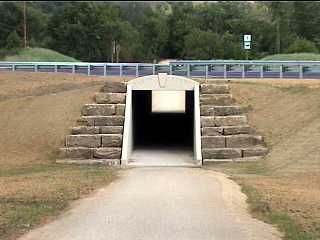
130, 90, 195, 165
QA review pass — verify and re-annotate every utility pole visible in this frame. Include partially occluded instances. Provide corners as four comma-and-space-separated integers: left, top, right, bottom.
23, 1, 27, 48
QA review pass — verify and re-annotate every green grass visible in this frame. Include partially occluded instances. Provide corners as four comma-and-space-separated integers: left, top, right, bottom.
0, 164, 117, 239
242, 185, 313, 240
2, 47, 79, 62
261, 53, 320, 61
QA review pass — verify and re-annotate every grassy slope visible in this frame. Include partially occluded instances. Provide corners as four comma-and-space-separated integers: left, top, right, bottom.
211, 79, 320, 240
2, 47, 79, 62
261, 53, 320, 61
0, 72, 130, 239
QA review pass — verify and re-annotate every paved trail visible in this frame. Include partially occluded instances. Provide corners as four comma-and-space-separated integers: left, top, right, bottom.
20, 168, 281, 240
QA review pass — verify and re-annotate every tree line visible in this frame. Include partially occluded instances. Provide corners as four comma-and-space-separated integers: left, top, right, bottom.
1, 1, 320, 62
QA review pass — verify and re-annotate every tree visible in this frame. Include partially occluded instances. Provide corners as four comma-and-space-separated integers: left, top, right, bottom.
139, 9, 169, 61
167, 2, 197, 58
5, 31, 22, 50
0, 2, 47, 49
286, 38, 318, 53
183, 29, 223, 60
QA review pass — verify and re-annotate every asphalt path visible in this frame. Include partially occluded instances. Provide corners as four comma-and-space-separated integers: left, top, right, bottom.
20, 168, 282, 240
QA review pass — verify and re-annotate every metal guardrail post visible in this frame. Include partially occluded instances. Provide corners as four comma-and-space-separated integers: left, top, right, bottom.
103, 64, 107, 76
169, 65, 173, 75
120, 65, 123, 77
260, 65, 263, 78
223, 64, 227, 79
87, 65, 90, 76
299, 65, 303, 79
54, 65, 58, 73
136, 64, 139, 77
279, 65, 283, 78
12, 64, 15, 72
72, 65, 75, 74
242, 65, 245, 78
187, 64, 190, 77
205, 65, 208, 79
34, 64, 38, 72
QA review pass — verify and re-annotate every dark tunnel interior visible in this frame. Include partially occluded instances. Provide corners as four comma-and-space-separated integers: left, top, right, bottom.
132, 90, 194, 149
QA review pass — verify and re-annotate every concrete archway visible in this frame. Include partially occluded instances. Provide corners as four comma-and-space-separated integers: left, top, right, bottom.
121, 73, 202, 166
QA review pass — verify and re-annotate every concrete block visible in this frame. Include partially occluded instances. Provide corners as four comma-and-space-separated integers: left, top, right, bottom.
78, 116, 125, 126
95, 93, 126, 104
201, 116, 216, 127
101, 134, 123, 147
213, 106, 244, 116
214, 116, 247, 127
226, 135, 263, 148
202, 148, 242, 159
201, 136, 226, 148
100, 126, 123, 134
66, 135, 101, 148
115, 104, 126, 115
81, 104, 115, 116
200, 94, 235, 105
93, 148, 122, 159
56, 159, 121, 166
200, 106, 215, 116
200, 84, 230, 94
94, 116, 125, 126
201, 127, 223, 136
100, 82, 126, 93
59, 147, 93, 159
223, 126, 252, 135
71, 126, 99, 135
242, 147, 268, 157
77, 117, 95, 126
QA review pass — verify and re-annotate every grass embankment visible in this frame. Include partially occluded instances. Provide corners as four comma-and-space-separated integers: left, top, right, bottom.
0, 72, 128, 239
1, 47, 79, 62
208, 79, 320, 240
261, 53, 320, 61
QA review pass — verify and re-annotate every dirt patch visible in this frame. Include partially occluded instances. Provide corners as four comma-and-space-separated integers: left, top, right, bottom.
0, 72, 127, 239
0, 72, 133, 101
238, 174, 320, 239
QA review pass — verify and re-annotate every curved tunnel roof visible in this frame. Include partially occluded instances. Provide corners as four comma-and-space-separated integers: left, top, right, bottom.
127, 74, 198, 91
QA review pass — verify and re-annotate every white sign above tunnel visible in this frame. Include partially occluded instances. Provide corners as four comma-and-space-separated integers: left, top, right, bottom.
152, 91, 186, 113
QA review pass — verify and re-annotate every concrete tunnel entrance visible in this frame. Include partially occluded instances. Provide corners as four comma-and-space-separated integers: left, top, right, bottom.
121, 74, 202, 166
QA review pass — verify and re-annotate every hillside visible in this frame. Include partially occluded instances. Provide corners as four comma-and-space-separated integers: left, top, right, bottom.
0, 72, 133, 239
226, 79, 320, 239
261, 53, 320, 61
1, 47, 79, 62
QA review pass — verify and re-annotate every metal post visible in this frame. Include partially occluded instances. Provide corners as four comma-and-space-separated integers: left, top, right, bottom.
187, 64, 190, 77
136, 64, 139, 77
87, 65, 90, 76
169, 65, 173, 75
242, 64, 245, 78
103, 64, 107, 76
205, 65, 209, 79
223, 64, 227, 79
260, 65, 263, 78
34, 64, 38, 72
120, 65, 123, 77
54, 65, 58, 73
12, 64, 15, 72
299, 65, 303, 79
152, 65, 156, 75
279, 65, 283, 78
72, 65, 75, 74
